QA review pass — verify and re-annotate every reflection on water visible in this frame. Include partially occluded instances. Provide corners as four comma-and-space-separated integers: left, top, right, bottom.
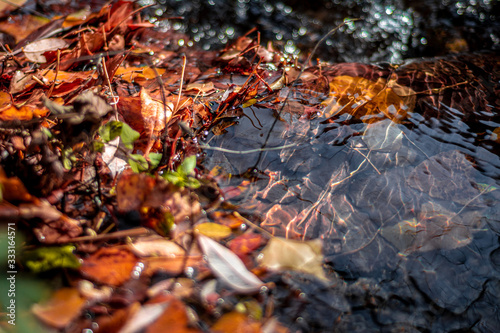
141, 0, 499, 63
204, 54, 500, 331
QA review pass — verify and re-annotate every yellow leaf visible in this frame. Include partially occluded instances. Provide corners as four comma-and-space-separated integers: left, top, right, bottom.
195, 222, 232, 239
258, 237, 327, 281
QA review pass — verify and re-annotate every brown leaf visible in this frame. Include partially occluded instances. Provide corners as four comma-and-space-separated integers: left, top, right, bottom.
32, 288, 87, 329
118, 88, 173, 154
211, 311, 262, 333
322, 75, 415, 123
80, 247, 138, 286
23, 38, 68, 63
0, 167, 36, 202
143, 256, 202, 276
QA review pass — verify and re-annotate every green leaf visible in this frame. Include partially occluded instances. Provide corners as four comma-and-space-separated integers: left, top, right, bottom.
179, 155, 197, 175
99, 121, 140, 149
148, 153, 163, 169
99, 121, 122, 142
61, 147, 75, 170
120, 122, 140, 149
23, 245, 81, 273
128, 154, 149, 173
163, 172, 185, 187
184, 177, 201, 189
93, 140, 104, 152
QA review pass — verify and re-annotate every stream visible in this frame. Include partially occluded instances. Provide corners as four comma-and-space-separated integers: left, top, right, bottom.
145, 1, 500, 331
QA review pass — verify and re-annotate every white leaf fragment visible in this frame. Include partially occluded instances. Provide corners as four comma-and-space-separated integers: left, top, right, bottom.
197, 234, 263, 293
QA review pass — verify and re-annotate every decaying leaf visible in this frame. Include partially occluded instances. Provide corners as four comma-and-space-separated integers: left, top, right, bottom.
118, 88, 173, 154
32, 288, 86, 329
322, 76, 416, 123
211, 311, 262, 333
258, 237, 327, 281
381, 202, 474, 254
130, 236, 186, 257
80, 247, 138, 286
198, 234, 263, 293
120, 294, 201, 333
23, 38, 68, 63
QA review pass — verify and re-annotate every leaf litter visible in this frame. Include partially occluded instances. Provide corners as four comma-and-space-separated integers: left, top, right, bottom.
0, 1, 499, 332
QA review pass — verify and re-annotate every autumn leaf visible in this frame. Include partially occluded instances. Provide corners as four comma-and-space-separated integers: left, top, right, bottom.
258, 237, 327, 281
80, 247, 138, 286
118, 88, 173, 155
31, 288, 86, 329
322, 75, 416, 123
211, 311, 262, 333
198, 234, 263, 293
195, 222, 232, 239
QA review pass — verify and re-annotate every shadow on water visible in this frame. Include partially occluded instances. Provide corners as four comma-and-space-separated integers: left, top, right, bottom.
203, 53, 500, 331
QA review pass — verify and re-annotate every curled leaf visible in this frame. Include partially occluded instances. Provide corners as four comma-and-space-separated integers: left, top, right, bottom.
23, 38, 68, 63
198, 234, 263, 293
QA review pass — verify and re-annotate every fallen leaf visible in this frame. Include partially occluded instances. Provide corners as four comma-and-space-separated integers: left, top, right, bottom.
0, 14, 47, 43
258, 237, 327, 281
211, 311, 262, 333
0, 167, 36, 202
23, 38, 68, 63
195, 222, 232, 239
322, 76, 415, 123
228, 233, 264, 258
143, 256, 202, 276
147, 277, 195, 299
32, 288, 86, 329
23, 245, 80, 273
80, 247, 138, 286
130, 236, 186, 257
198, 234, 263, 293
118, 88, 173, 154
144, 294, 202, 333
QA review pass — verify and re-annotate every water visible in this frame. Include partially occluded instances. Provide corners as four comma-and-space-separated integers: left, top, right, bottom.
142, 1, 500, 331
140, 0, 499, 63
203, 54, 500, 331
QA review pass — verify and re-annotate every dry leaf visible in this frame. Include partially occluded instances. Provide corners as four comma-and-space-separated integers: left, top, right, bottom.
118, 88, 173, 154
143, 256, 202, 276
211, 311, 262, 333
130, 236, 186, 257
23, 38, 68, 63
32, 288, 86, 329
80, 247, 138, 286
258, 237, 327, 281
322, 76, 415, 123
198, 234, 263, 293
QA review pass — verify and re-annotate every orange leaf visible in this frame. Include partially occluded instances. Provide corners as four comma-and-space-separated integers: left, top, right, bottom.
228, 233, 264, 256
144, 294, 202, 333
0, 166, 35, 202
118, 88, 173, 154
322, 75, 415, 123
80, 247, 138, 286
116, 172, 157, 212
143, 256, 202, 276
32, 288, 86, 329
211, 311, 262, 333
